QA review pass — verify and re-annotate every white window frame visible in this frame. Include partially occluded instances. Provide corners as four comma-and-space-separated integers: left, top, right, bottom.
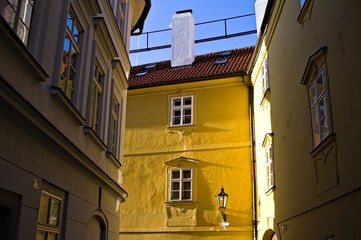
60, 8, 82, 101
169, 168, 193, 202
0, 0, 35, 46
89, 59, 104, 134
308, 65, 332, 147
262, 54, 270, 95
170, 95, 194, 127
266, 142, 274, 190
263, 133, 275, 191
109, 94, 121, 156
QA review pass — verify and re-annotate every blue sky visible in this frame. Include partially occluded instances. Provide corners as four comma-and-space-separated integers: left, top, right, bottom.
130, 0, 257, 66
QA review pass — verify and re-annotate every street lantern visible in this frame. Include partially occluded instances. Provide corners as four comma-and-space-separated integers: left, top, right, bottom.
216, 186, 228, 222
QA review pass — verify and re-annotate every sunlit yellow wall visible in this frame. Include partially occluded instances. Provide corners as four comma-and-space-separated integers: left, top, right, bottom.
251, 39, 276, 239
120, 77, 253, 240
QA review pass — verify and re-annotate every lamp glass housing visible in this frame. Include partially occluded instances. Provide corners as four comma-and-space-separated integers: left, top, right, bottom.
217, 187, 228, 212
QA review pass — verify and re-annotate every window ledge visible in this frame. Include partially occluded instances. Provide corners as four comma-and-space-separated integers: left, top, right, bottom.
165, 201, 198, 206
310, 132, 336, 157
0, 17, 48, 81
260, 88, 271, 105
167, 125, 197, 132
265, 185, 276, 195
50, 86, 86, 125
83, 126, 107, 151
106, 151, 122, 168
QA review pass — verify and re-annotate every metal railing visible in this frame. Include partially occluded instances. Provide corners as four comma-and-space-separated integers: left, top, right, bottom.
130, 13, 257, 54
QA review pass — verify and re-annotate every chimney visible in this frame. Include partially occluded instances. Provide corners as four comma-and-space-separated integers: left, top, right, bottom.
255, 0, 268, 35
171, 10, 195, 67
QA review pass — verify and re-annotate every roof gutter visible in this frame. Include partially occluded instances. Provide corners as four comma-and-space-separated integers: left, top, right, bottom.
131, 0, 151, 36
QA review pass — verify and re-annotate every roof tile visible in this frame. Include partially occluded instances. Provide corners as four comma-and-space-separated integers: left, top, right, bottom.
128, 46, 255, 89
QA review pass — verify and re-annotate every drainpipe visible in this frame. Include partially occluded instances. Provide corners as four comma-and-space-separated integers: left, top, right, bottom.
242, 75, 258, 240
249, 86, 258, 240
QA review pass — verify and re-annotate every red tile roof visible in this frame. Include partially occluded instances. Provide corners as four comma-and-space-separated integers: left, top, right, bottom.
128, 46, 255, 89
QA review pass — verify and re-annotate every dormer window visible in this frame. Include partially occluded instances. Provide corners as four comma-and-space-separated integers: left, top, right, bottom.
214, 58, 228, 65
214, 51, 232, 65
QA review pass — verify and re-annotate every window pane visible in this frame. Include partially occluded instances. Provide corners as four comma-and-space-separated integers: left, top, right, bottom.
313, 125, 321, 146
67, 13, 73, 30
47, 232, 58, 240
173, 110, 181, 117
36, 231, 46, 240
173, 99, 181, 106
316, 74, 325, 96
311, 107, 318, 128
183, 170, 191, 179
183, 97, 192, 105
38, 194, 50, 224
183, 181, 191, 190
171, 191, 179, 200
184, 108, 191, 116
171, 170, 180, 179
183, 116, 191, 124
182, 190, 191, 200
320, 117, 329, 140
309, 82, 317, 106
49, 198, 61, 226
173, 117, 181, 125
300, 0, 306, 7
1, 2, 16, 28
318, 97, 326, 120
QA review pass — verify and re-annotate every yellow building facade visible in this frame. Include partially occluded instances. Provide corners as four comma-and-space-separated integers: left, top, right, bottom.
120, 48, 255, 239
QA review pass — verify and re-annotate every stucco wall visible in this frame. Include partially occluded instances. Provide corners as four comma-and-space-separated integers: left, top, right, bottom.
120, 77, 253, 239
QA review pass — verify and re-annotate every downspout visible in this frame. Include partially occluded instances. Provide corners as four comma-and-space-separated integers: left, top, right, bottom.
242, 75, 258, 240
249, 85, 258, 240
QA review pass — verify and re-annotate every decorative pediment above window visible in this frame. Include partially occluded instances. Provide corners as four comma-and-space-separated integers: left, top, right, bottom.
300, 47, 327, 86
297, 0, 315, 27
164, 156, 199, 168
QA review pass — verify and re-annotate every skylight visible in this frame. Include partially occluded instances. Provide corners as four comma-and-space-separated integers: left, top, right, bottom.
214, 59, 228, 65
144, 63, 157, 69
219, 51, 232, 57
135, 70, 148, 77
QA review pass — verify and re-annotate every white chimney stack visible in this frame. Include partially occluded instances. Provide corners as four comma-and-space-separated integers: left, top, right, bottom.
255, 0, 268, 35
171, 10, 195, 67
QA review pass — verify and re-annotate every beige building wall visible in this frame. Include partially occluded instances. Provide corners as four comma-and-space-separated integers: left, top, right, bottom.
251, 39, 276, 240
257, 0, 361, 239
0, 0, 149, 240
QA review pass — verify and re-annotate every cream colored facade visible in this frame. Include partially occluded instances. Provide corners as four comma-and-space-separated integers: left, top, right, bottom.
120, 77, 253, 239
250, 0, 361, 239
0, 0, 149, 240
250, 40, 275, 239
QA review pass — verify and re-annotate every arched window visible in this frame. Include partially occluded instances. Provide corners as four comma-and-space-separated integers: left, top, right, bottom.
86, 211, 108, 240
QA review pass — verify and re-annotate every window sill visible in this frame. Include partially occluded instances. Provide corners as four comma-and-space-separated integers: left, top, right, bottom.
165, 201, 197, 206
83, 126, 107, 151
265, 185, 275, 195
167, 125, 197, 132
106, 151, 122, 168
309, 132, 336, 157
0, 17, 49, 82
260, 88, 271, 105
50, 86, 86, 125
